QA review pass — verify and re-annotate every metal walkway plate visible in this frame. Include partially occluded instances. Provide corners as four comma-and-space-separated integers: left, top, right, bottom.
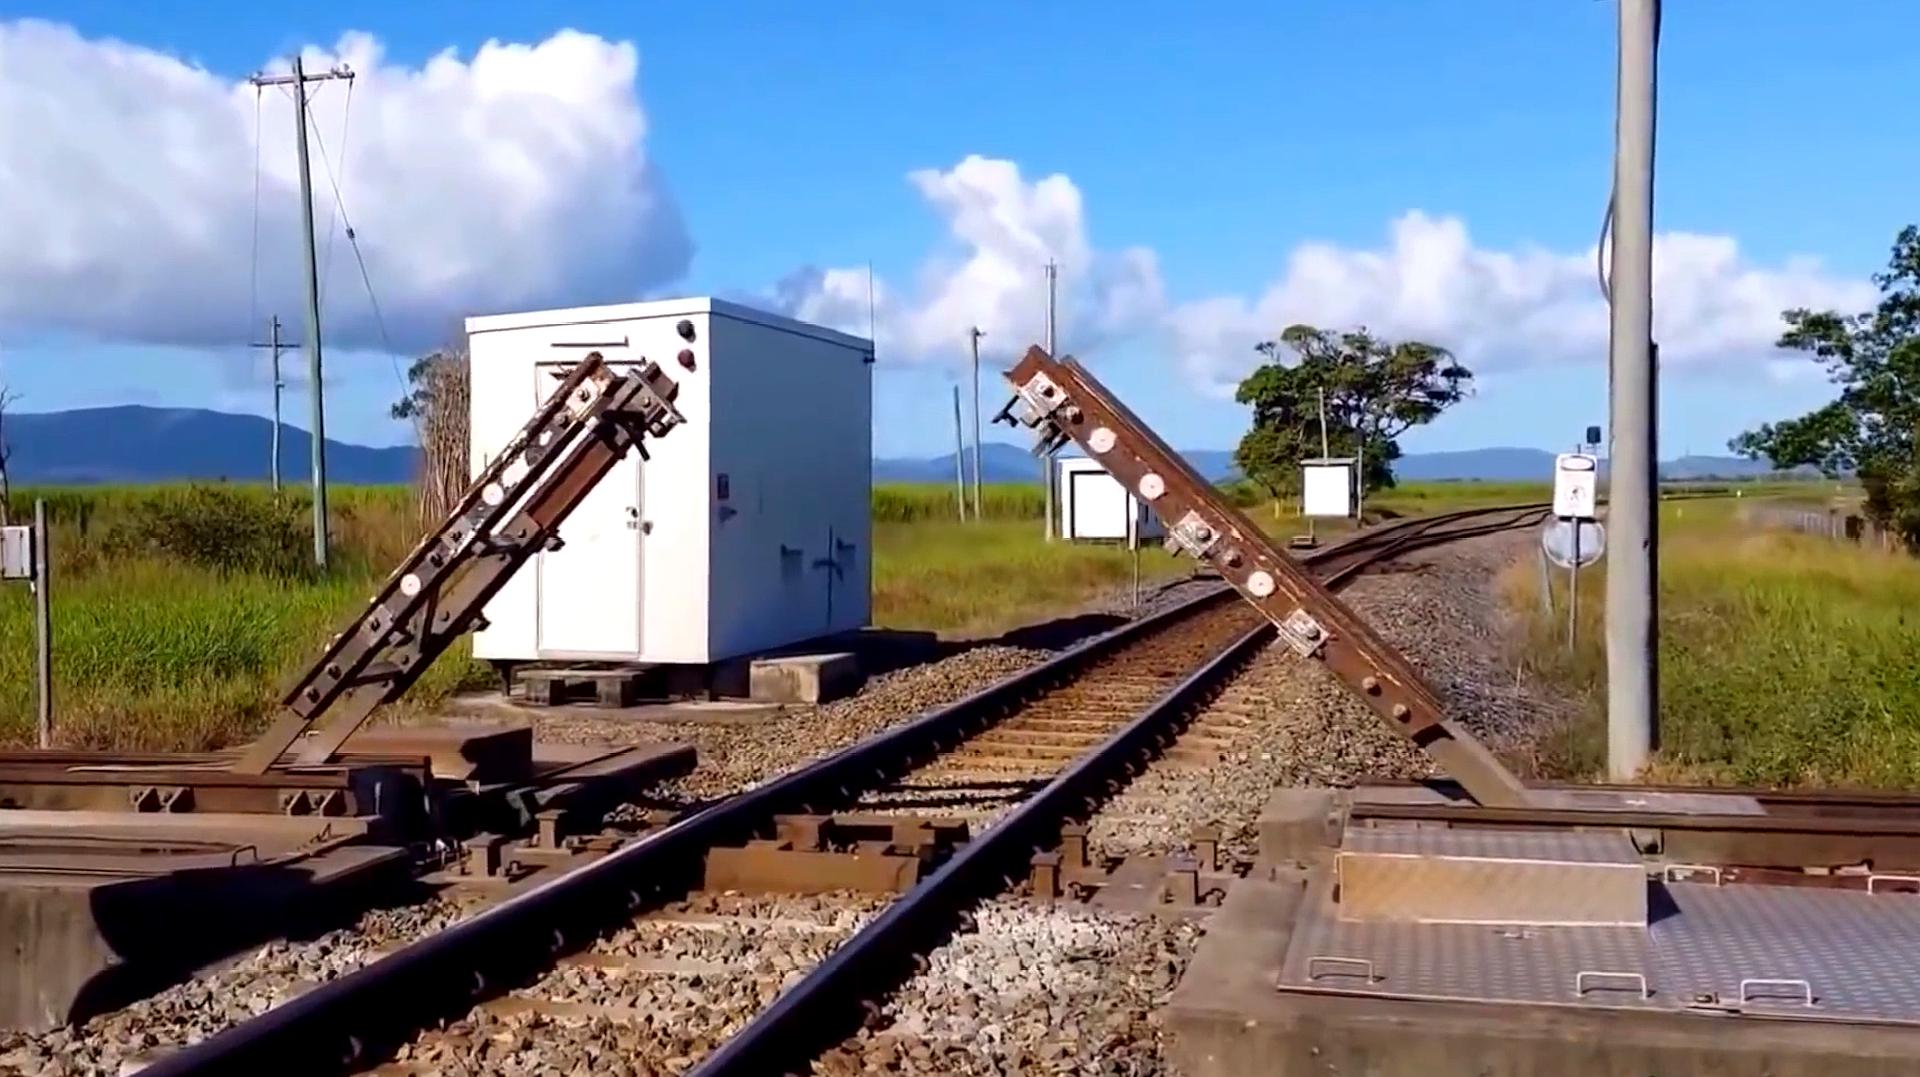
1279, 871, 1920, 1024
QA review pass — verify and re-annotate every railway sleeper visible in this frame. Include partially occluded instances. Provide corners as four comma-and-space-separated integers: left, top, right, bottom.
1027, 823, 1245, 915
701, 813, 972, 895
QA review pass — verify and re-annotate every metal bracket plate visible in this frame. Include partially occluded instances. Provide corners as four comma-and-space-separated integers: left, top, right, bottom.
1167, 510, 1221, 559
1276, 608, 1328, 657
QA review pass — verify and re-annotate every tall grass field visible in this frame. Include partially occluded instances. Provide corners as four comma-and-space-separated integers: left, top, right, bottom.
1505, 497, 1920, 788
1, 477, 1857, 758
0, 483, 1177, 750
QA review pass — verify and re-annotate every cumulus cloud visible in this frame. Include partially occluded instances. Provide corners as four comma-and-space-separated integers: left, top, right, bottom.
0, 16, 1872, 420
774, 164, 1867, 394
1168, 212, 1875, 396
777, 155, 1164, 364
0, 20, 690, 352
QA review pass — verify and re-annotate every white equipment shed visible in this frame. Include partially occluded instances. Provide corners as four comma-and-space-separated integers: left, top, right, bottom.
467, 298, 873, 667
1057, 457, 1164, 543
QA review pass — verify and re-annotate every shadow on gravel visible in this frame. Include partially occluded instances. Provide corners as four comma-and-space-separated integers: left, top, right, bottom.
992, 612, 1129, 652
828, 611, 1127, 680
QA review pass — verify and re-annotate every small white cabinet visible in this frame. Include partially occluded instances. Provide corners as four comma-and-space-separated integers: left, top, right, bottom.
468, 298, 873, 665
1057, 456, 1164, 543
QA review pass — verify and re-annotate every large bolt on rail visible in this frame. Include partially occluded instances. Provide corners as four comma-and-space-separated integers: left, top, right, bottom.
235, 354, 684, 773
995, 345, 1531, 808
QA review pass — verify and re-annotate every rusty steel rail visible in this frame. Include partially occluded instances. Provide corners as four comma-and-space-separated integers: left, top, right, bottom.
135, 588, 1243, 1076
693, 616, 1276, 1077
688, 505, 1546, 1077
1311, 503, 1552, 587
134, 505, 1540, 1076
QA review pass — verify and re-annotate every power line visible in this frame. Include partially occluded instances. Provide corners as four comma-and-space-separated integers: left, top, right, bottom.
315, 78, 354, 316
303, 99, 420, 441
246, 86, 263, 353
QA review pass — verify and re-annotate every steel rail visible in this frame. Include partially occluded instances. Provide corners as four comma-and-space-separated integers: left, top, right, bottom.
137, 584, 1245, 1076
694, 606, 1277, 1076
136, 503, 1543, 1076
1311, 503, 1550, 586
690, 501, 1552, 1077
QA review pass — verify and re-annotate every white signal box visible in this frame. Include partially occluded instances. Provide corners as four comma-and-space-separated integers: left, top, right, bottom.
0, 526, 34, 580
1302, 459, 1356, 518
1553, 453, 1599, 519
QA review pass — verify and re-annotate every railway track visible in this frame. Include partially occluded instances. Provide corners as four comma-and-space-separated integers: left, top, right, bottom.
120, 504, 1547, 1077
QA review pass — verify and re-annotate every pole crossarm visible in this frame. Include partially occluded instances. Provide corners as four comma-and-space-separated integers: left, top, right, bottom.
249, 64, 354, 87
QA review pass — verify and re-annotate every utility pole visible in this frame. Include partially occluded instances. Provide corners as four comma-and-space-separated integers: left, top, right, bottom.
950, 386, 969, 522
1310, 385, 1331, 543
1606, 0, 1659, 781
252, 56, 353, 570
969, 327, 985, 522
1042, 260, 1059, 542
32, 500, 50, 749
250, 315, 292, 492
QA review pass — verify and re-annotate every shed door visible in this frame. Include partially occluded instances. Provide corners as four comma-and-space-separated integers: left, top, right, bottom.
535, 359, 643, 657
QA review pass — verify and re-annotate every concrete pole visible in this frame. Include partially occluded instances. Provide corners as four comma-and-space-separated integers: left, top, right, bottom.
268, 316, 284, 492
1606, 0, 1659, 780
33, 499, 51, 749
291, 55, 331, 570
969, 327, 985, 521
1042, 261, 1058, 542
251, 316, 289, 492
951, 385, 969, 522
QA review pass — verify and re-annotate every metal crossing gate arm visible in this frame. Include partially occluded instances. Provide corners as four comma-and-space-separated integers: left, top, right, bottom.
235, 355, 684, 774
996, 346, 1530, 808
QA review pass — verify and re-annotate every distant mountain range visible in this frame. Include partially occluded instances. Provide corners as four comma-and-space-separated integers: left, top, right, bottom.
1389, 447, 1804, 482
0, 406, 1803, 486
2, 406, 419, 485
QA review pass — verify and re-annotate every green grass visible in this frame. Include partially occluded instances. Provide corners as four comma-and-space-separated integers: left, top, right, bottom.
0, 483, 1180, 750
873, 519, 1182, 637
873, 482, 1046, 522
1, 476, 1861, 757
1506, 497, 1920, 788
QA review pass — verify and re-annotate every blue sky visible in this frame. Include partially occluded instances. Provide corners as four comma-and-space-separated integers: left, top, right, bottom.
1, 2, 1914, 461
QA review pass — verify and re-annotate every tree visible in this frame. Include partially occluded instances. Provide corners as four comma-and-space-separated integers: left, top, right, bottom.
394, 347, 470, 525
0, 386, 16, 527
1233, 325, 1472, 507
1731, 225, 1920, 546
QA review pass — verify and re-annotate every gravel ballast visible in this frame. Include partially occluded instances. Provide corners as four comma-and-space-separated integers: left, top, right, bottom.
5, 537, 1552, 1077
823, 529, 1559, 1076
0, 636, 1085, 1075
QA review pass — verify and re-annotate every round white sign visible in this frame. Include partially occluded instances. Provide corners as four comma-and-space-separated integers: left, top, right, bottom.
1541, 519, 1606, 568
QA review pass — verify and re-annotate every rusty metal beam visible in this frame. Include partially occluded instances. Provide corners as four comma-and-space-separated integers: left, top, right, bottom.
996, 346, 1530, 808
235, 355, 682, 774
0, 757, 424, 821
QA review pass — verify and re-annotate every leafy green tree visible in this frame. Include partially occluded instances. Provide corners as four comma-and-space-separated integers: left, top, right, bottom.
1731, 226, 1920, 545
1233, 325, 1472, 507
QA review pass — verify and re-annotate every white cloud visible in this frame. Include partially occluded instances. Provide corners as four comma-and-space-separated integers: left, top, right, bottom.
0, 18, 1873, 427
778, 155, 1164, 365
0, 20, 690, 352
1168, 212, 1875, 396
